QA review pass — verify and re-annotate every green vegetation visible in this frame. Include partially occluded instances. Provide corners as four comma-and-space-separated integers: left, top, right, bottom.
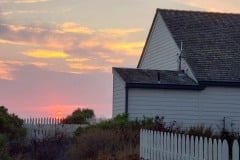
0, 106, 26, 160
62, 108, 94, 124
69, 115, 169, 159
69, 114, 140, 160
1, 106, 239, 160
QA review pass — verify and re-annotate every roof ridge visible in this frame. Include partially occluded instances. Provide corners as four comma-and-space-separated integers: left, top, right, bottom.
157, 8, 240, 15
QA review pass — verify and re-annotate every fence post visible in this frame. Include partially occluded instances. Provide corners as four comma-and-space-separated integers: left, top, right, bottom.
232, 140, 239, 160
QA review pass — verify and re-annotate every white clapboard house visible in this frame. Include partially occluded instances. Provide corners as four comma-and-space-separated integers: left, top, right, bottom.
112, 9, 240, 132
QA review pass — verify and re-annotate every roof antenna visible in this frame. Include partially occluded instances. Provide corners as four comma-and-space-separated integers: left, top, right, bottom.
178, 41, 183, 71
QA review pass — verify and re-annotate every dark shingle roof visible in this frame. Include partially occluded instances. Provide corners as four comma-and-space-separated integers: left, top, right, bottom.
158, 9, 240, 82
114, 67, 197, 86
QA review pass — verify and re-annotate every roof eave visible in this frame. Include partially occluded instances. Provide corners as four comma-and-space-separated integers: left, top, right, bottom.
126, 83, 204, 90
199, 81, 240, 87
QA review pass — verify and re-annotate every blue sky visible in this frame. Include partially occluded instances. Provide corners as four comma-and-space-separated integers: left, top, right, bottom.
0, 0, 239, 118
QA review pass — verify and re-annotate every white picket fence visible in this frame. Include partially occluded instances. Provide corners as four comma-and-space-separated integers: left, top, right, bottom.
140, 129, 240, 160
24, 117, 64, 125
23, 118, 83, 142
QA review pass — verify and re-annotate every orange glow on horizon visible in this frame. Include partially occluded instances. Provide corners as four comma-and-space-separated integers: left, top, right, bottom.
36, 105, 90, 118
55, 111, 64, 119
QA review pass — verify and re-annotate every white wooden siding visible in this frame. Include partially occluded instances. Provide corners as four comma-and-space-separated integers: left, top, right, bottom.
112, 70, 126, 117
138, 13, 179, 70
138, 12, 197, 82
128, 87, 240, 132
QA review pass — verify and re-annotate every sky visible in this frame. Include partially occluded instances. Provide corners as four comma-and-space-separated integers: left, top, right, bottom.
0, 0, 240, 119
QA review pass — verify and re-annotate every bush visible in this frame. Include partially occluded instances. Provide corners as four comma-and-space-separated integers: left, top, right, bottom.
0, 106, 26, 159
70, 114, 240, 160
70, 114, 168, 159
69, 114, 140, 159
0, 134, 10, 160
62, 108, 94, 124
187, 125, 214, 138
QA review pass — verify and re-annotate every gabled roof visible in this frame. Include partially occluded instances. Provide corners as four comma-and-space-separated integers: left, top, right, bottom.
139, 9, 240, 82
113, 67, 201, 89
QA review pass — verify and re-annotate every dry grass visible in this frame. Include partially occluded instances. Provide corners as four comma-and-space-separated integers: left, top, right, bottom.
68, 128, 139, 160
67, 115, 141, 160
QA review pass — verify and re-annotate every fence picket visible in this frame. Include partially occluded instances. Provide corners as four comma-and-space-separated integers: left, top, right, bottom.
213, 139, 218, 160
144, 129, 147, 159
163, 132, 167, 160
232, 140, 239, 160
195, 136, 199, 158
149, 130, 152, 160
157, 131, 160, 160
204, 137, 208, 160
209, 138, 213, 160
173, 134, 177, 160
218, 139, 222, 160
190, 136, 195, 160
182, 134, 186, 159
160, 132, 164, 160
186, 135, 190, 160
199, 137, 203, 160
166, 132, 170, 160
154, 131, 157, 160
222, 140, 229, 160
170, 133, 174, 160
140, 129, 142, 159
178, 134, 182, 159
146, 130, 149, 159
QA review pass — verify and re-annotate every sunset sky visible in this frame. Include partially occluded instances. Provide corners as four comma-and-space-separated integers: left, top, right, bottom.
1, 0, 240, 118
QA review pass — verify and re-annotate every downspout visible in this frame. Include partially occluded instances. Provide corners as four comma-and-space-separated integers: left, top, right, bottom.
125, 87, 129, 115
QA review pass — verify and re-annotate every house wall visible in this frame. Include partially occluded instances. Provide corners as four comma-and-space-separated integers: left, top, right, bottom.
138, 13, 197, 82
138, 12, 179, 70
112, 70, 126, 117
128, 87, 240, 132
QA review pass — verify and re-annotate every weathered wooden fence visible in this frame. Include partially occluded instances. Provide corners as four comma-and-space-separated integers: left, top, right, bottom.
23, 118, 82, 142
140, 129, 240, 160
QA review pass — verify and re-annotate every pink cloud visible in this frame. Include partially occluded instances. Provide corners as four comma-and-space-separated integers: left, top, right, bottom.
175, 0, 240, 13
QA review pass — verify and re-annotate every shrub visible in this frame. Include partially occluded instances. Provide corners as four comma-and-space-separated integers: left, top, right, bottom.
62, 108, 94, 124
0, 134, 10, 160
0, 106, 26, 159
69, 114, 140, 159
187, 125, 214, 138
